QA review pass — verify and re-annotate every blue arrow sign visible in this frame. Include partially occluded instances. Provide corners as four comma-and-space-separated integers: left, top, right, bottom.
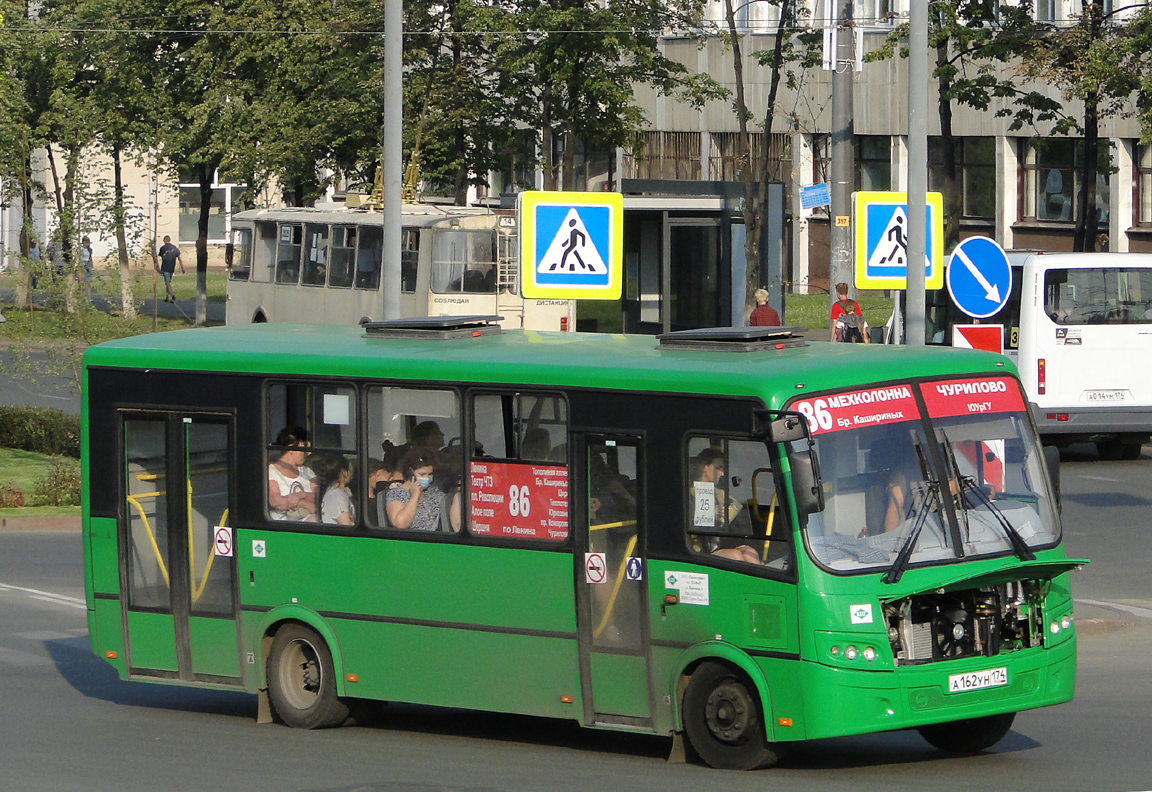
947, 236, 1012, 319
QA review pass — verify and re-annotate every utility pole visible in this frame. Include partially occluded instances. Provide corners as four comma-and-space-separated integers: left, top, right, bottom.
905, 0, 928, 345
382, 0, 403, 321
829, 0, 855, 312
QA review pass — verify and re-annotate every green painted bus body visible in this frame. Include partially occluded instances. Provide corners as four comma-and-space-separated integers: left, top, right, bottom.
82, 324, 1081, 748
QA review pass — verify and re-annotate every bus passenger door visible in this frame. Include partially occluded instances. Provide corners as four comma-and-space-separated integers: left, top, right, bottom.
122, 414, 242, 685
576, 436, 653, 729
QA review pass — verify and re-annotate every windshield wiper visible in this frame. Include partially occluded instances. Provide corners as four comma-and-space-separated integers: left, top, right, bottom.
883, 433, 938, 585
960, 477, 1036, 561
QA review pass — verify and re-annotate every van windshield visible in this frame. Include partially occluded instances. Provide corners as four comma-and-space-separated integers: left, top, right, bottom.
792, 376, 1060, 575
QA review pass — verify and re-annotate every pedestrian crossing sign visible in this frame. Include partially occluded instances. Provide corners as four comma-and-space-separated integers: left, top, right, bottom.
853, 191, 945, 290
519, 191, 623, 300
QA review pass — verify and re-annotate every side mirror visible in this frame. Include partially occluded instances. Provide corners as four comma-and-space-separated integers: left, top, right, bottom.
1042, 444, 1061, 513
788, 446, 825, 516
769, 414, 806, 444
224, 243, 235, 269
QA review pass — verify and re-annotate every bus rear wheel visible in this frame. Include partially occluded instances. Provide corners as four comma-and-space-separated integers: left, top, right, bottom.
267, 623, 350, 729
683, 661, 782, 770
917, 712, 1015, 753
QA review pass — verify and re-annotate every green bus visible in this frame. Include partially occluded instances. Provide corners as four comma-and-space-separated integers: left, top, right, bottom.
82, 318, 1085, 770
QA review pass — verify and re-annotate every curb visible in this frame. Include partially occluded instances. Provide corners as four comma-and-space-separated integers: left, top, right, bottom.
0, 516, 81, 532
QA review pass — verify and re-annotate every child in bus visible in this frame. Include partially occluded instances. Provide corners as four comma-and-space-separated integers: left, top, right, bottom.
319, 456, 356, 527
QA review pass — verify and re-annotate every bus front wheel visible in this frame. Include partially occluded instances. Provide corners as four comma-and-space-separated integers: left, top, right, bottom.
683, 661, 782, 770
917, 712, 1016, 753
267, 623, 350, 729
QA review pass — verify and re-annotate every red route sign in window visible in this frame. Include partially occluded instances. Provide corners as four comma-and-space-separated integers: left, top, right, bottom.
919, 376, 1024, 419
469, 460, 569, 541
792, 384, 919, 435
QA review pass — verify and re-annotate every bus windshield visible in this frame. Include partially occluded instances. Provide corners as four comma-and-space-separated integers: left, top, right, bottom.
794, 376, 1059, 575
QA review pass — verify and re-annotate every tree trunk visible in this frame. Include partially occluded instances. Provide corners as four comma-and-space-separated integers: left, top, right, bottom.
937, 39, 962, 251
541, 87, 556, 190
1074, 92, 1099, 252
562, 127, 576, 190
724, 0, 758, 315
112, 145, 138, 321
452, 25, 469, 206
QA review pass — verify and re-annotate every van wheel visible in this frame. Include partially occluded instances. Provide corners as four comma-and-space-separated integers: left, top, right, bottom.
1096, 440, 1124, 460
267, 623, 350, 729
683, 662, 781, 770
917, 712, 1015, 753
1122, 442, 1142, 460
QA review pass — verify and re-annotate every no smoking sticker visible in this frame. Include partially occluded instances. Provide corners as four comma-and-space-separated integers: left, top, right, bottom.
213, 526, 233, 557
585, 553, 607, 584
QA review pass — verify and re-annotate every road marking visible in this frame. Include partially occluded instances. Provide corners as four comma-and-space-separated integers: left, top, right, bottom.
1076, 475, 1122, 482
1077, 598, 1152, 621
13, 631, 72, 641
0, 582, 86, 610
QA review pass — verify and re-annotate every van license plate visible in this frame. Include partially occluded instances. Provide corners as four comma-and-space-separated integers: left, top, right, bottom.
948, 667, 1008, 693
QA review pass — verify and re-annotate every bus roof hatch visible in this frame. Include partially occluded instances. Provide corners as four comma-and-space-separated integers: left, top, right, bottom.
656, 326, 806, 353
361, 315, 504, 340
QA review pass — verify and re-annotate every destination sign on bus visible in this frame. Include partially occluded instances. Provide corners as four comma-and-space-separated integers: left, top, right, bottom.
793, 385, 919, 435
920, 376, 1024, 419
469, 461, 569, 540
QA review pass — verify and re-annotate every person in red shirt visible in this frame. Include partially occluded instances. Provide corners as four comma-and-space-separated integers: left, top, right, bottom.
830, 282, 869, 343
749, 288, 781, 326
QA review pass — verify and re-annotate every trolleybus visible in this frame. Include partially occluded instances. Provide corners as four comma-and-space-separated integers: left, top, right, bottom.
919, 251, 1152, 458
225, 205, 573, 331
83, 318, 1084, 769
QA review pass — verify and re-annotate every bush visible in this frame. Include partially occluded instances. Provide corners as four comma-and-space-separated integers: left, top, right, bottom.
29, 460, 82, 507
0, 406, 80, 458
0, 483, 25, 508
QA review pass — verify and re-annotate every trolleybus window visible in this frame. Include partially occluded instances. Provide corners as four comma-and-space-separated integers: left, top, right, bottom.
354, 225, 383, 290
301, 224, 329, 287
685, 437, 789, 570
1044, 267, 1152, 324
432, 229, 497, 294
229, 227, 252, 281
275, 223, 303, 284
795, 376, 1059, 574
328, 226, 355, 288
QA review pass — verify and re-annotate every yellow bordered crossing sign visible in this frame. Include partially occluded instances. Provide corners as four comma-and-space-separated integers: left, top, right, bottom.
853, 191, 945, 290
519, 191, 623, 300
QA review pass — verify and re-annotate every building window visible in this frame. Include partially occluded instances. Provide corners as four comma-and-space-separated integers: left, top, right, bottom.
856, 136, 891, 192
928, 137, 996, 220
178, 173, 246, 244
1022, 139, 1109, 225
624, 132, 701, 181
1138, 144, 1152, 226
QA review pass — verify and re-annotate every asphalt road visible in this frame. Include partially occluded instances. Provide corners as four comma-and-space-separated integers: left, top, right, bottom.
0, 448, 1150, 792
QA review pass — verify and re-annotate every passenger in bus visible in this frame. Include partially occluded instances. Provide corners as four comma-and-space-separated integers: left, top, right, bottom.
713, 545, 762, 564
412, 421, 446, 452
268, 426, 318, 521
319, 456, 356, 526
386, 448, 447, 531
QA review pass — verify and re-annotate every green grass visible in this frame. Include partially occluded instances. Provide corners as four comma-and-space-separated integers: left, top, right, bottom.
0, 447, 81, 518
783, 292, 895, 331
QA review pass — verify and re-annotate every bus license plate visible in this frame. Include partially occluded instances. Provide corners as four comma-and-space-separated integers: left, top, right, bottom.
948, 667, 1008, 693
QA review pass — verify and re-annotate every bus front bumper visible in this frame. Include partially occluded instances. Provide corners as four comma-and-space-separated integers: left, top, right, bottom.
796, 635, 1077, 741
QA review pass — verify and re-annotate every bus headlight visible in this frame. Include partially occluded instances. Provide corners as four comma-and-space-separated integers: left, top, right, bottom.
1061, 615, 1072, 630
1049, 620, 1060, 635
844, 645, 858, 660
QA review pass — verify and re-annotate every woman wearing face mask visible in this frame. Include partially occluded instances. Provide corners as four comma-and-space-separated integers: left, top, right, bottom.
385, 448, 444, 531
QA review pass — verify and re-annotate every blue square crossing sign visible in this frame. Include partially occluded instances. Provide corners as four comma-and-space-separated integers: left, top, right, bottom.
519, 191, 622, 300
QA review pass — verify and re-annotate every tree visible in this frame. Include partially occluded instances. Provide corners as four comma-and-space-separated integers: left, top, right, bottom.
719, 0, 819, 309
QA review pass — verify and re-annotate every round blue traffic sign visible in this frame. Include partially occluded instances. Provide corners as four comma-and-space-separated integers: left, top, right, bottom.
946, 236, 1012, 319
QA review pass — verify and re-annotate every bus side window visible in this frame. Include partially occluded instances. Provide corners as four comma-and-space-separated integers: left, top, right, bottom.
401, 229, 419, 293
266, 382, 357, 526
686, 437, 788, 570
365, 386, 461, 532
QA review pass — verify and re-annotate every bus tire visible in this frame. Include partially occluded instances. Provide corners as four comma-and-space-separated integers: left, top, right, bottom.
683, 661, 781, 770
1122, 442, 1143, 460
267, 623, 350, 729
917, 712, 1015, 753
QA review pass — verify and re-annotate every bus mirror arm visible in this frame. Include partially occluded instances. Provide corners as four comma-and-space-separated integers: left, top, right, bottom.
224, 243, 234, 269
760, 410, 808, 444
662, 594, 679, 617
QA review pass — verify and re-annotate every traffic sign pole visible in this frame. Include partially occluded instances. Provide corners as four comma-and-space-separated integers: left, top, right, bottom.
905, 0, 928, 346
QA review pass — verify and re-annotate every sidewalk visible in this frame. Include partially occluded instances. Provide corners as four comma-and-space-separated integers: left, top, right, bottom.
0, 515, 81, 532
